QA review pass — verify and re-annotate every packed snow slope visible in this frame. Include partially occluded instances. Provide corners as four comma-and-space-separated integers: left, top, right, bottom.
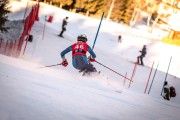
0, 0, 180, 120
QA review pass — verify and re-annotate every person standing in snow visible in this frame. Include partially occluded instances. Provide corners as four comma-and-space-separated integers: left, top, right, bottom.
59, 16, 68, 37
60, 34, 97, 75
163, 81, 171, 100
118, 35, 122, 43
137, 45, 147, 66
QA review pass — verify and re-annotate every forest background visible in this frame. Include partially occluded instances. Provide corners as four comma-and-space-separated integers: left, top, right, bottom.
37, 0, 160, 24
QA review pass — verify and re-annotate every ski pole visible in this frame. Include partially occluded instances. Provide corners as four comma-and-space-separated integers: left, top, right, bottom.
37, 63, 62, 69
95, 61, 133, 82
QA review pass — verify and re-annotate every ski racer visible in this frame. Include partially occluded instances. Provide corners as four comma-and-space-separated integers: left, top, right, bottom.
60, 34, 97, 75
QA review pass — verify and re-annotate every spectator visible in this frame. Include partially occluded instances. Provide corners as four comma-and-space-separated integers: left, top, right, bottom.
59, 16, 68, 37
137, 45, 147, 66
118, 35, 122, 43
170, 86, 176, 98
163, 81, 171, 100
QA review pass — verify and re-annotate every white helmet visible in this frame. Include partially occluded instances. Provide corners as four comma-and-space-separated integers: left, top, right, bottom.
77, 34, 87, 42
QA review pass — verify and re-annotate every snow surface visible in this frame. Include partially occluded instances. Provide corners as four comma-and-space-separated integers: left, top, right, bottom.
0, 0, 180, 120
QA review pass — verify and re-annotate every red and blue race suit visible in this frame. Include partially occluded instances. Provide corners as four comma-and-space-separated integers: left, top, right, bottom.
61, 42, 96, 71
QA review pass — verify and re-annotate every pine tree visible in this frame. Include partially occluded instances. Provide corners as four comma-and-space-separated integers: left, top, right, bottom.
84, 0, 104, 17
123, 0, 140, 24
52, 0, 73, 8
0, 0, 10, 32
102, 0, 111, 19
74, 0, 84, 9
58, 0, 73, 6
45, 0, 147, 26
110, 0, 126, 22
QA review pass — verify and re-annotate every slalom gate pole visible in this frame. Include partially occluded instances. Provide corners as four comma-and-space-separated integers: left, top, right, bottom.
22, 34, 30, 57
130, 63, 138, 81
95, 61, 132, 82
92, 12, 104, 50
160, 56, 172, 96
128, 78, 132, 88
42, 16, 47, 40
148, 62, 160, 94
22, 11, 33, 58
37, 63, 62, 69
144, 61, 154, 94
123, 72, 127, 86
129, 64, 137, 88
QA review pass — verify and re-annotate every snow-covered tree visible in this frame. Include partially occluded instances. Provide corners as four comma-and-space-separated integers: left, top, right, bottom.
0, 0, 10, 32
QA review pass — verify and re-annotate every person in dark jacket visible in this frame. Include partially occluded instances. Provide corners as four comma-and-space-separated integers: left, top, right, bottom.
118, 35, 122, 43
163, 81, 171, 100
60, 34, 97, 75
59, 16, 68, 37
137, 45, 147, 66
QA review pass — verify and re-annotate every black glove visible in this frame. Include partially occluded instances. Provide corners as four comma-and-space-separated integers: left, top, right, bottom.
61, 59, 68, 67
